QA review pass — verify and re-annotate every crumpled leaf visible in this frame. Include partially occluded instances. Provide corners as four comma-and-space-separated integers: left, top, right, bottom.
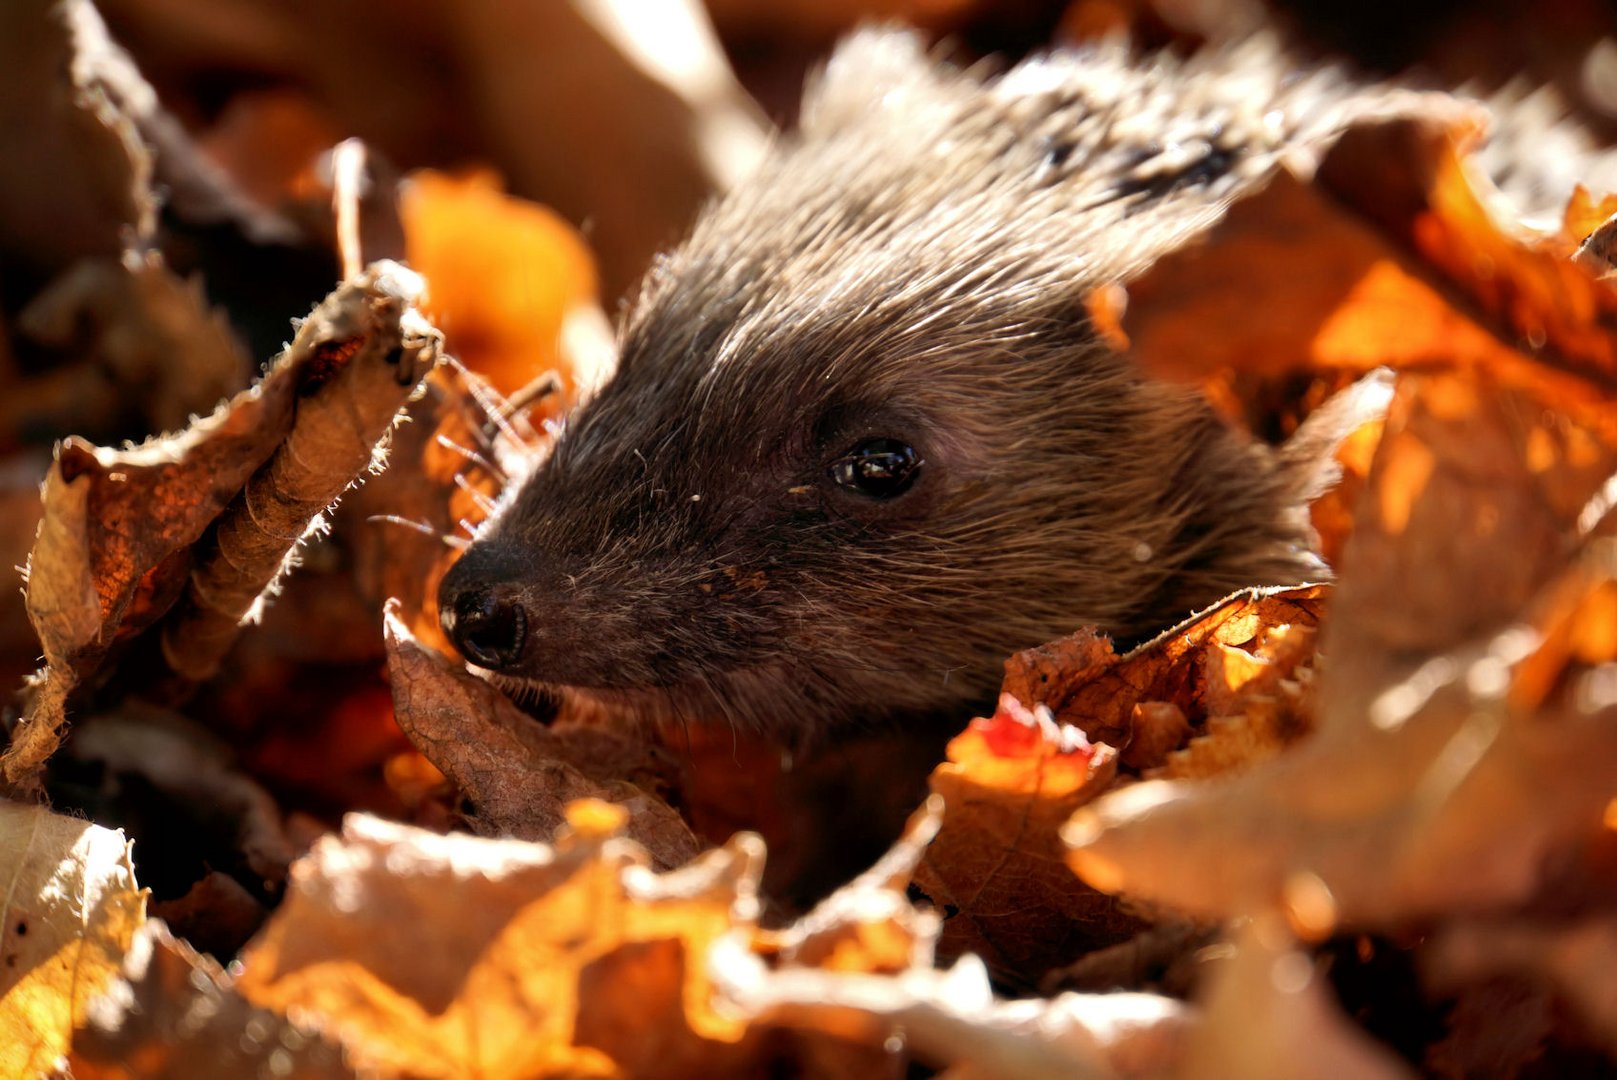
4, 260, 442, 794
232, 802, 760, 1078
71, 920, 351, 1080
1000, 584, 1326, 770
383, 603, 701, 868
156, 263, 441, 686
905, 588, 1326, 990
0, 800, 145, 1077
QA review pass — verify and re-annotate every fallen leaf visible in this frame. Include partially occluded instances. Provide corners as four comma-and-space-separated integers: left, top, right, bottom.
188, 793, 1200, 1079
384, 603, 701, 869
4, 261, 442, 794
0, 801, 145, 1077
234, 803, 757, 1078
1001, 585, 1327, 767
155, 262, 442, 686
911, 695, 1145, 987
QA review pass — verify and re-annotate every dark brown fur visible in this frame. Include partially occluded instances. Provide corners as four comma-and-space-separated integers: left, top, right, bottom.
438, 32, 1362, 736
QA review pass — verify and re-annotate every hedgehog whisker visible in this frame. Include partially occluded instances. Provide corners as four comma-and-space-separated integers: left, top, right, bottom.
435, 434, 506, 484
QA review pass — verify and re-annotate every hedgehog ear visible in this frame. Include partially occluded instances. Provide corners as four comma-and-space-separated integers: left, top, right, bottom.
800, 28, 943, 137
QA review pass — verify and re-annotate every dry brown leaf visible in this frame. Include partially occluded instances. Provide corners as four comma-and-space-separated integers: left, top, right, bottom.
1002, 585, 1326, 767
233, 803, 759, 1078
911, 698, 1145, 986
383, 604, 701, 868
0, 800, 145, 1077
156, 264, 442, 685
3, 261, 442, 794
71, 920, 351, 1080
906, 585, 1326, 986
1065, 372, 1617, 928
1411, 144, 1617, 395
1120, 167, 1504, 384
1122, 108, 1617, 441
1152, 622, 1317, 781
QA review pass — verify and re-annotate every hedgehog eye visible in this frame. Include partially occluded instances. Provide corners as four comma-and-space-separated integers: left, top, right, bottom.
828, 438, 923, 499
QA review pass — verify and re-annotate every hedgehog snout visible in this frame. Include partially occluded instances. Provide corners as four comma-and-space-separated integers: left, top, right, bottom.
438, 545, 534, 672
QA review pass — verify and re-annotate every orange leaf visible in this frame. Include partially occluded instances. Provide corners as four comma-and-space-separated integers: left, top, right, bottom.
401, 170, 598, 396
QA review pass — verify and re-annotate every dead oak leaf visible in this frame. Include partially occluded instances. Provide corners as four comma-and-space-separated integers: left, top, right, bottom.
383, 603, 701, 869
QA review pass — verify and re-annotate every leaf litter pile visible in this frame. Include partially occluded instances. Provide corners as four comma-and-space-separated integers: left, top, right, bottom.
5, 0, 1617, 1076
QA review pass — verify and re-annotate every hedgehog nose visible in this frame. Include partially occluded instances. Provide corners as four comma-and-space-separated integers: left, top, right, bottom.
440, 582, 528, 671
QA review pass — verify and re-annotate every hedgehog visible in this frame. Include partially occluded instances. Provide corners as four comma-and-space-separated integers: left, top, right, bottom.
435, 30, 1382, 737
